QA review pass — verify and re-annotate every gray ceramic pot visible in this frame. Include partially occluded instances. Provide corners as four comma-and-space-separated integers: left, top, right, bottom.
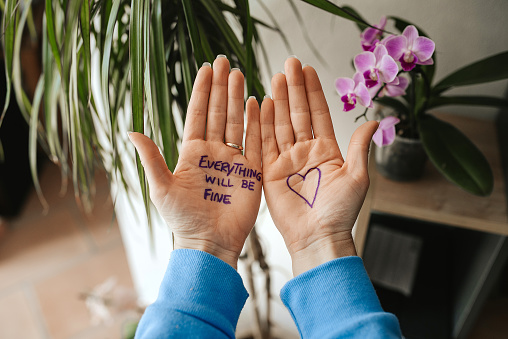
375, 135, 428, 181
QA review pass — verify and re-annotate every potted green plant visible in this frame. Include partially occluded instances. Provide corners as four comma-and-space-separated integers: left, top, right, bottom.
335, 11, 508, 196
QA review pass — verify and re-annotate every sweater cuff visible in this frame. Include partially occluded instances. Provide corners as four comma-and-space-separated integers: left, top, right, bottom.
156, 249, 249, 332
280, 256, 384, 336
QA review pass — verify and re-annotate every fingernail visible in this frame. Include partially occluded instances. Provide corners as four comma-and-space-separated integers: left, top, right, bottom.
287, 55, 298, 59
264, 94, 271, 100
216, 54, 227, 59
302, 63, 310, 68
202, 62, 211, 68
231, 67, 241, 73
275, 71, 285, 75
127, 131, 133, 138
248, 95, 256, 100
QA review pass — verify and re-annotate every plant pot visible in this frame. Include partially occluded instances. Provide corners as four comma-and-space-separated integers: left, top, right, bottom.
375, 135, 428, 181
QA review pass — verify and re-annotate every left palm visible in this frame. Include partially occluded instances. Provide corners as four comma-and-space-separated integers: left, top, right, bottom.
129, 57, 262, 268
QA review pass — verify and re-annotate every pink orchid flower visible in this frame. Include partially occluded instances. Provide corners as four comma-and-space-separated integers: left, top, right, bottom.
335, 73, 373, 112
360, 16, 387, 52
369, 75, 410, 98
372, 116, 400, 147
384, 25, 435, 71
354, 44, 399, 89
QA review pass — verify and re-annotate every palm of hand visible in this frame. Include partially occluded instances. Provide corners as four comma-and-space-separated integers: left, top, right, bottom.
260, 58, 378, 262
263, 138, 367, 254
129, 57, 262, 267
155, 140, 262, 255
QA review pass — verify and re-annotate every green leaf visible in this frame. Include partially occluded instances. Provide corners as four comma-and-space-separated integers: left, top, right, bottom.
151, 0, 178, 170
101, 0, 121, 126
298, 0, 372, 28
413, 73, 427, 117
178, 14, 194, 105
419, 115, 493, 196
130, 0, 144, 135
199, 0, 246, 64
61, 0, 82, 94
42, 13, 63, 162
1, 0, 16, 126
244, 0, 254, 96
130, 0, 150, 224
181, 0, 204, 66
341, 6, 368, 31
432, 51, 508, 94
427, 95, 508, 110
197, 21, 215, 62
29, 77, 49, 213
80, 0, 91, 104
12, 0, 34, 120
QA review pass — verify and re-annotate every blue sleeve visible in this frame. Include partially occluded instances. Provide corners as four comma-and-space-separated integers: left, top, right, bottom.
135, 249, 249, 338
280, 256, 402, 339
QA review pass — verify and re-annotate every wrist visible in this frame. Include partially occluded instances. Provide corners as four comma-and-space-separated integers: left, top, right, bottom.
173, 239, 240, 270
289, 234, 357, 277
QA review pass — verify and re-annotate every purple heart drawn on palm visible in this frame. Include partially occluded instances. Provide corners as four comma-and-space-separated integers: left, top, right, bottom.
286, 167, 321, 208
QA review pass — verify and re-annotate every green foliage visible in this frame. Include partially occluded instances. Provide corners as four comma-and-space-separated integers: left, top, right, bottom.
432, 51, 508, 94
1, 0, 271, 214
419, 115, 494, 196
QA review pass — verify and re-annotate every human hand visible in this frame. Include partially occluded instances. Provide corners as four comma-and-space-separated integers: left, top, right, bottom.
129, 56, 262, 269
260, 57, 378, 276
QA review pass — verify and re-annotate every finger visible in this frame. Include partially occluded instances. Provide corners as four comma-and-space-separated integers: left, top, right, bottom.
272, 72, 294, 152
244, 96, 261, 167
345, 121, 379, 177
302, 65, 336, 140
285, 57, 313, 142
225, 69, 245, 148
128, 132, 173, 199
206, 55, 230, 141
182, 63, 213, 142
260, 95, 278, 165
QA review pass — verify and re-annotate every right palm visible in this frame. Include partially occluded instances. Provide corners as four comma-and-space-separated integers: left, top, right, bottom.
260, 58, 378, 257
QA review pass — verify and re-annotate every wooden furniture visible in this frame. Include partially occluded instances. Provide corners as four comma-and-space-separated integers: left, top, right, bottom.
355, 113, 508, 255
353, 113, 508, 339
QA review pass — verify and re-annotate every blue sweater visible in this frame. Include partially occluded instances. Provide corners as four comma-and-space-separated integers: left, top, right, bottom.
135, 249, 401, 338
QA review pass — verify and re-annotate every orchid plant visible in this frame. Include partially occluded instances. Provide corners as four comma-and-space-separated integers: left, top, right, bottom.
335, 12, 508, 197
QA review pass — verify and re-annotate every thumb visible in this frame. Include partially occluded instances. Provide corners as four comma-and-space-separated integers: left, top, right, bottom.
345, 120, 379, 176
128, 132, 173, 196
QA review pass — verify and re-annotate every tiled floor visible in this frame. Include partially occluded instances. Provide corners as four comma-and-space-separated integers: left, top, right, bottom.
0, 163, 140, 339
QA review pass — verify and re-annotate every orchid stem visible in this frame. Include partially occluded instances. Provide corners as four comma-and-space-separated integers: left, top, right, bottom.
354, 83, 387, 122
354, 107, 369, 123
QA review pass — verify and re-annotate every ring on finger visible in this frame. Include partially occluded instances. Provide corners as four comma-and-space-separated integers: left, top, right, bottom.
225, 142, 244, 151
